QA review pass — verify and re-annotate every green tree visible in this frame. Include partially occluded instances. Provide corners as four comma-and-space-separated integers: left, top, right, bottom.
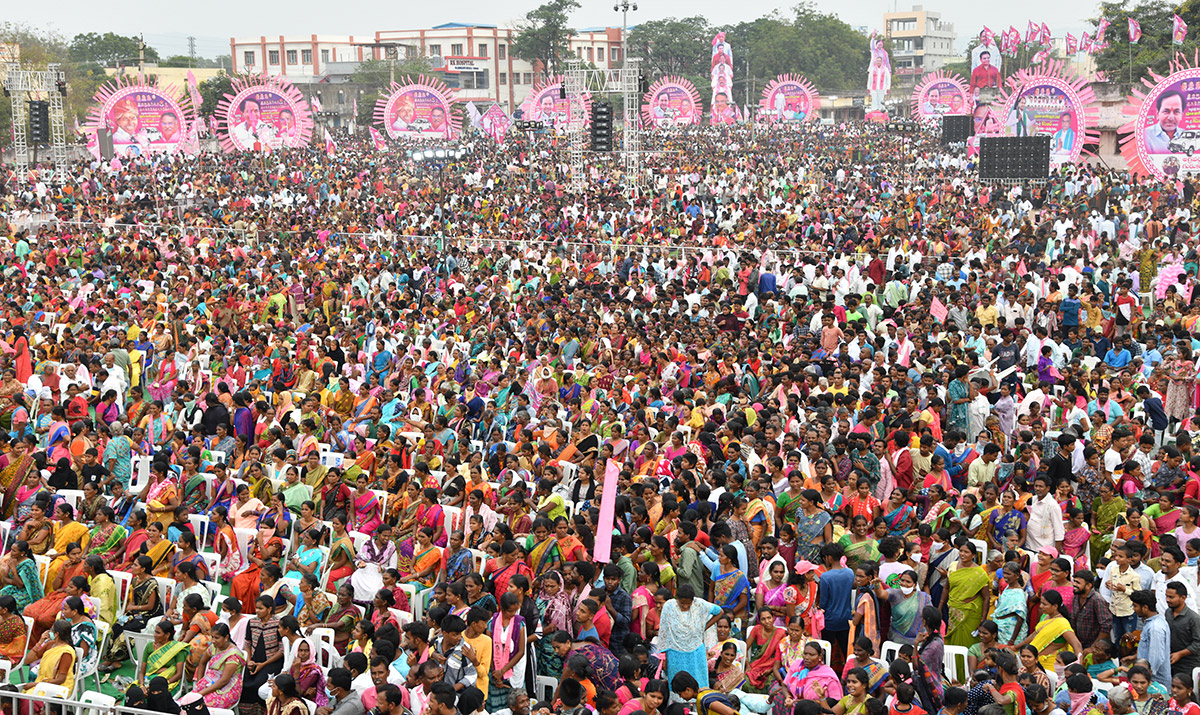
627, 16, 713, 80
511, 0, 581, 81
357, 92, 380, 124
68, 32, 159, 66
1092, 0, 1200, 86
351, 57, 434, 90
196, 73, 233, 118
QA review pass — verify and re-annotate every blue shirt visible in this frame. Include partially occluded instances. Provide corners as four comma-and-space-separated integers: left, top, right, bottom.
1137, 612, 1171, 689
1061, 297, 1081, 326
1104, 348, 1132, 368
818, 567, 854, 632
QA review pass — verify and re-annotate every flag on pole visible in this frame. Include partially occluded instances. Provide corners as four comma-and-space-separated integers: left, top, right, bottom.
368, 126, 387, 151
311, 95, 323, 113
1031, 48, 1052, 64
1026, 20, 1040, 43
1129, 18, 1141, 43
981, 26, 995, 47
1095, 18, 1111, 44
185, 69, 203, 111
1066, 33, 1078, 54
465, 102, 483, 129
323, 127, 336, 157
209, 116, 219, 134
1040, 23, 1051, 45
352, 98, 357, 121
1080, 32, 1092, 53
1175, 14, 1188, 44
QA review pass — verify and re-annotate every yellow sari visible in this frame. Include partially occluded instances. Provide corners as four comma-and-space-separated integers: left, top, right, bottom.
44, 521, 90, 589
1029, 615, 1075, 670
90, 573, 117, 624
35, 642, 75, 693
147, 482, 179, 530
145, 538, 176, 576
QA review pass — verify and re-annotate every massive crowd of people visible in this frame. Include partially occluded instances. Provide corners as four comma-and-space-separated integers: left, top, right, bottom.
0, 118, 1198, 715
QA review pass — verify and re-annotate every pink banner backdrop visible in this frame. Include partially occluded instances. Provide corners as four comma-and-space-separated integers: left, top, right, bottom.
1122, 59, 1200, 181
710, 33, 736, 125
518, 77, 592, 135
910, 71, 971, 122
481, 104, 511, 144
757, 74, 821, 124
375, 76, 461, 140
217, 75, 313, 152
641, 76, 701, 128
84, 76, 194, 159
593, 459, 621, 563
974, 60, 1099, 165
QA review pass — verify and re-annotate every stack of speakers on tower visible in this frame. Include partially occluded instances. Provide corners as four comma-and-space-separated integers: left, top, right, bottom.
978, 135, 1051, 181
942, 115, 973, 144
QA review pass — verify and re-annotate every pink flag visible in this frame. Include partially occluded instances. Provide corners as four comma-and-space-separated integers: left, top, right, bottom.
323, 127, 336, 157
1031, 48, 1051, 64
1066, 33, 1078, 54
592, 459, 621, 563
310, 95, 323, 113
1026, 20, 1039, 43
981, 26, 995, 47
209, 116, 219, 134
1096, 18, 1110, 44
1175, 14, 1188, 45
185, 69, 203, 110
368, 126, 387, 151
109, 157, 123, 172
930, 297, 948, 323
1129, 18, 1142, 44
1080, 32, 1092, 53
1040, 23, 1051, 44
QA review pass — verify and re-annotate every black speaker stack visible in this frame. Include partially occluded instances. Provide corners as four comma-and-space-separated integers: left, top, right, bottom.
942, 114, 972, 144
978, 135, 1051, 181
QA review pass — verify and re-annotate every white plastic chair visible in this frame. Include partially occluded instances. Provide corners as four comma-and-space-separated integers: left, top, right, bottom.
127, 630, 157, 680
969, 538, 989, 563
348, 531, 369, 552
0, 522, 11, 555
469, 548, 487, 574
73, 620, 110, 696
233, 527, 257, 563
30, 683, 68, 698
944, 644, 970, 684
33, 554, 51, 589
813, 638, 832, 665
130, 455, 152, 493
880, 640, 902, 663
1093, 679, 1114, 694
56, 489, 84, 512
188, 513, 212, 547
199, 551, 220, 581
110, 569, 133, 620
199, 580, 222, 609
535, 674, 557, 702
153, 576, 174, 613
443, 505, 463, 532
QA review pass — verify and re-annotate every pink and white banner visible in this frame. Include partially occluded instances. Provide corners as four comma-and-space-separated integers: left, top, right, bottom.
710, 33, 736, 125
1040, 23, 1051, 45
592, 459, 621, 563
481, 104, 511, 144
368, 126, 387, 151
323, 127, 335, 157
217, 75, 314, 152
1026, 20, 1039, 44
1175, 15, 1188, 45
1129, 18, 1142, 44
1066, 34, 1078, 55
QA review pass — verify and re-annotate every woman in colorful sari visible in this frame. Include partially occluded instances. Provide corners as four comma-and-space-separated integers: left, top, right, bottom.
940, 541, 991, 647
390, 479, 421, 538
710, 545, 751, 626
17, 500, 51, 556
987, 490, 1028, 552
554, 517, 587, 563
488, 593, 529, 712
86, 506, 127, 569
398, 488, 445, 572
756, 560, 789, 627
349, 474, 382, 535
117, 511, 149, 571
526, 518, 562, 578
296, 575, 332, 630
182, 467, 209, 516
279, 467, 311, 515
847, 563, 881, 648
305, 584, 357, 654
101, 422, 134, 491
101, 555, 162, 670
744, 607, 786, 694
839, 515, 880, 570
141, 463, 179, 530
142, 521, 176, 577
1091, 482, 1126, 564
25, 544, 86, 642
193, 622, 246, 709
0, 450, 39, 520
881, 488, 917, 537
45, 406, 71, 463
535, 570, 572, 677
769, 640, 844, 715
350, 526, 396, 605
1017, 589, 1082, 670
230, 517, 284, 613
172, 532, 210, 584
0, 541, 43, 611
138, 401, 174, 453
138, 620, 189, 688
283, 527, 324, 581
0, 595, 26, 663
44, 502, 89, 587
775, 473, 806, 528
873, 569, 932, 646
441, 530, 473, 585
325, 515, 355, 587
210, 507, 244, 583
208, 464, 238, 517
400, 526, 442, 588
793, 490, 832, 563
9, 471, 46, 539
711, 641, 747, 693
993, 562, 1029, 646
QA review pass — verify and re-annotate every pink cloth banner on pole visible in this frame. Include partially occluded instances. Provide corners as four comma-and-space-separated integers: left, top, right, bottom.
593, 458, 621, 563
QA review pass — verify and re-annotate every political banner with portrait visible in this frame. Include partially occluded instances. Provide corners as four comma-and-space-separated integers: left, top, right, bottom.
981, 61, 1100, 165
969, 32, 1003, 94
641, 77, 701, 129
517, 77, 591, 134
1122, 65, 1200, 181
867, 34, 891, 111
710, 32, 736, 126
217, 75, 313, 152
910, 71, 971, 122
757, 75, 820, 124
374, 76, 461, 140
83, 76, 194, 159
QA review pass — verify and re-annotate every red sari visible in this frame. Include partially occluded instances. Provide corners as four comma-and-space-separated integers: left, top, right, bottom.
745, 624, 787, 690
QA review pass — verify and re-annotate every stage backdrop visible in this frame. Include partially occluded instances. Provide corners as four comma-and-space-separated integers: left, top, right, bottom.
758, 74, 821, 124
84, 76, 194, 159
710, 33, 737, 125
1121, 57, 1200, 181
217, 75, 314, 152
374, 76, 461, 140
641, 76, 702, 129
910, 71, 972, 122
517, 76, 592, 135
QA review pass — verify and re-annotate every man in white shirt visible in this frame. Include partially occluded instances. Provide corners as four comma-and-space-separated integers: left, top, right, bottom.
1152, 546, 1200, 615
1025, 475, 1065, 553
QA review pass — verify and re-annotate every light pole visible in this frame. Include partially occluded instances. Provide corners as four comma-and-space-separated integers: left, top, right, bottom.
613, 0, 637, 66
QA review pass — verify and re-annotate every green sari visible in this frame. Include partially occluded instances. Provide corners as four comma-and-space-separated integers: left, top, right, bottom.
838, 535, 880, 570
143, 639, 189, 684
526, 536, 561, 578
282, 482, 310, 513
946, 564, 989, 646
1091, 496, 1126, 563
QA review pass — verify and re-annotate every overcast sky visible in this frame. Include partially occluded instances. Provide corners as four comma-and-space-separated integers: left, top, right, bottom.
10, 0, 1104, 59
